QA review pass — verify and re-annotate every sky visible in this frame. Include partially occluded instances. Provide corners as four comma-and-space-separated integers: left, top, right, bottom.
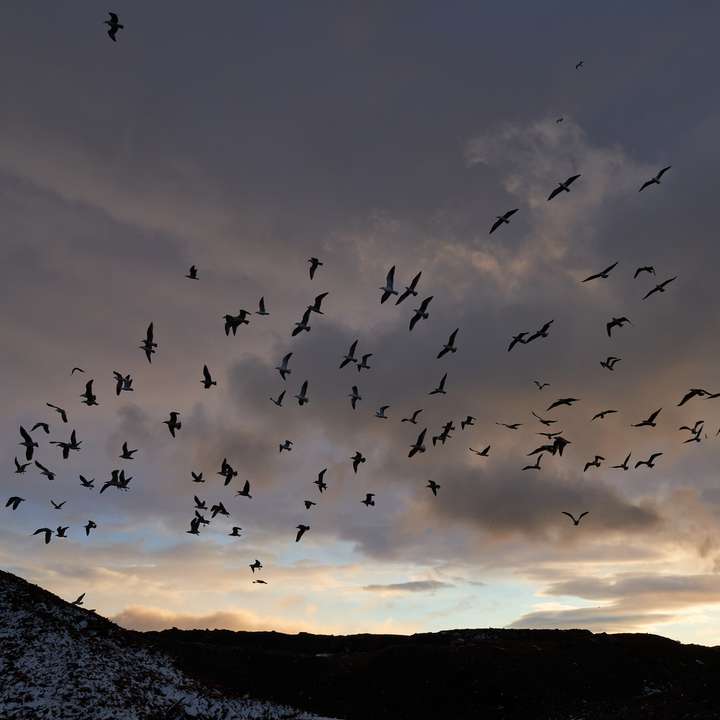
3, 1, 720, 645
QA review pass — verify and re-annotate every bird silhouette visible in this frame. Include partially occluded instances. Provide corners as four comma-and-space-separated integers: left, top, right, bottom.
201, 365, 216, 389
71, 367, 85, 375
270, 390, 286, 407
14, 458, 31, 473
562, 511, 588, 526
35, 461, 56, 481
375, 405, 390, 419
104, 12, 124, 41
522, 455, 543, 471
396, 271, 422, 305
71, 593, 85, 606
193, 496, 207, 510
250, 559, 263, 573
112, 371, 133, 396
119, 441, 137, 460
461, 416, 475, 430
402, 409, 423, 424
164, 411, 182, 437
186, 517, 201, 536
304, 500, 316, 510
295, 524, 310, 542
292, 307, 312, 336
349, 385, 362, 409
611, 453, 632, 471
508, 333, 528, 352
5, 496, 25, 511
236, 480, 252, 499
546, 398, 579, 411
575, 60, 584, 70
531, 411, 558, 427
33, 528, 54, 544
340, 340, 359, 369
140, 323, 157, 363
677, 388, 710, 406
496, 422, 522, 430
643, 276, 677, 300
525, 320, 554, 344
639, 166, 671, 192
357, 354, 372, 372
534, 381, 550, 390
51, 500, 66, 510
429, 373, 448, 395
308, 292, 329, 315
80, 380, 98, 406
632, 408, 662, 428
582, 262, 618, 282
437, 329, 459, 359
229, 527, 243, 537
295, 380, 310, 406
409, 297, 433, 331
547, 174, 581, 201
584, 455, 605, 472
276, 353, 293, 380
256, 297, 269, 316
19, 426, 38, 460
224, 310, 251, 336
592, 409, 618, 421
409, 428, 427, 458
351, 451, 366, 473
469, 446, 490, 457
361, 493, 375, 507
600, 356, 621, 371
314, 469, 328, 493
634, 266, 655, 279
308, 257, 323, 279
186, 265, 198, 280
84, 520, 97, 536
426, 480, 440, 496
380, 266, 398, 303
489, 209, 519, 234
79, 475, 95, 489
279, 439, 293, 452
191, 471, 204, 484
46, 403, 68, 423
50, 429, 82, 460
606, 317, 631, 337
32, 422, 50, 434
635, 452, 663, 469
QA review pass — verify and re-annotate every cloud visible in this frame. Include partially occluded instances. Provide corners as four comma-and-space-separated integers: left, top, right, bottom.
363, 580, 452, 593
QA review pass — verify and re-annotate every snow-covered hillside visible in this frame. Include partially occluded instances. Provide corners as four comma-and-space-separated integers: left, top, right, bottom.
0, 570, 338, 720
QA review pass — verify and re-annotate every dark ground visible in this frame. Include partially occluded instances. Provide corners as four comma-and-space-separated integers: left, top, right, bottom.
143, 624, 720, 719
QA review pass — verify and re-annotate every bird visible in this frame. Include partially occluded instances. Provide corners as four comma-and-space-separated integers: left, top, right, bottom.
635, 452, 663, 469
314, 469, 328, 493
600, 356, 622, 371
186, 265, 198, 280
186, 517, 201, 536
19, 426, 39, 460
201, 365, 216, 389
104, 12, 124, 41
469, 446, 490, 457
349, 385, 362, 409
534, 381, 550, 390
396, 271, 422, 305
276, 353, 293, 380
50, 430, 82, 460
375, 405, 390, 419
253, 579, 268, 585
583, 455, 605, 472
402, 409, 423, 424
461, 416, 475, 430
295, 524, 310, 542
489, 209, 519, 234
229, 527, 243, 537
79, 475, 95, 489
525, 320, 554, 344
582, 262, 618, 282
522, 455, 543, 471
218, 459, 238, 486
409, 297, 433, 331
308, 257, 323, 279
71, 367, 85, 375
562, 511, 588, 526
51, 500, 66, 510
546, 398, 579, 411
361, 493, 375, 507
140, 323, 157, 363
547, 174, 581, 201
224, 310, 251, 336
606, 317, 631, 337
426, 480, 440, 496
164, 412, 182, 437
56, 526, 69, 539
340, 340, 359, 369
639, 166, 671, 192
429, 373, 448, 395
70, 593, 85, 606
538, 431, 563, 439
256, 297, 269, 316
295, 380, 310, 406
193, 496, 207, 510
357, 354, 373, 372
611, 453, 632, 471
592, 409, 618, 421
236, 480, 252, 499
632, 408, 662, 428
33, 528, 54, 544
634, 266, 655, 279
643, 276, 677, 300
292, 307, 312, 336
80, 380, 98, 406
351, 451, 366, 473
575, 60, 584, 70
304, 500, 316, 510
380, 266, 398, 303
531, 411, 557, 427
31, 422, 50, 434
437, 329, 459, 359
556, 117, 564, 123
679, 420, 705, 434
409, 429, 427, 458
119, 441, 137, 460
35, 461, 56, 481
191, 471, 204, 484
279, 440, 293, 452
84, 520, 97, 536
112, 371, 134, 396
496, 422, 522, 430
46, 403, 68, 423
678, 388, 710, 407
250, 560, 263, 573
5, 497, 25, 511
14, 458, 31, 473
308, 292, 329, 315
271, 390, 286, 407
210, 502, 230, 519
508, 333, 528, 352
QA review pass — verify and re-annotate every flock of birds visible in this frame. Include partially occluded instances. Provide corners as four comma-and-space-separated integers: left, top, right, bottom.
4, 15, 711, 601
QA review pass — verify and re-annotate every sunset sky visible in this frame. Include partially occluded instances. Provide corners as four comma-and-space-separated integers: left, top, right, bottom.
3, 1, 720, 645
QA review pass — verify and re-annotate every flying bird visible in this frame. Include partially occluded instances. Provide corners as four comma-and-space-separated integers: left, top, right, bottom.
547, 174, 581, 201
632, 408, 662, 428
210, 502, 230, 519
583, 455, 605, 472
70, 593, 85, 606
164, 411, 182, 437
270, 390, 286, 407
186, 517, 201, 536
396, 271, 422, 305
678, 388, 709, 407
469, 446, 490, 457
113, 371, 133, 396
639, 166, 671, 192
562, 511, 588, 526
429, 373, 448, 396
575, 60, 584, 70
5, 496, 25, 511
582, 262, 618, 282
80, 380, 98, 406
276, 353, 293, 380
236, 480, 252, 499
496, 422, 522, 430
643, 276, 677, 300
279, 440, 293, 452
351, 451, 366, 473
304, 500, 316, 510
522, 455, 543, 471
119, 442, 137, 460
592, 409, 618, 421
357, 354, 372, 372
402, 409, 424, 424
32, 422, 50, 434
308, 257, 323, 279
461, 416, 475, 430
191, 472, 204, 484
600, 356, 622, 371
201, 365, 217, 389
361, 493, 375, 507
79, 475, 95, 489
375, 405, 390, 419
426, 480, 440, 496
340, 340, 359, 369
409, 297, 433, 331
71, 367, 85, 375
292, 307, 312, 336
349, 385, 361, 409
104, 12, 124, 41
224, 309, 251, 336
531, 411, 558, 427
437, 329, 459, 359
256, 297, 269, 316
229, 527, 243, 537
611, 453, 632, 471
140, 323, 157, 363
295, 380, 310, 406
186, 265, 198, 280
84, 520, 97, 536
508, 333, 528, 352
525, 320, 554, 344
250, 560, 263, 573
46, 403, 68, 423
33, 528, 54, 544
606, 317, 631, 337
314, 469, 328, 493
409, 429, 427, 458
634, 266, 655, 279
295, 524, 310, 542
14, 458, 31, 473
380, 266, 398, 303
19, 427, 38, 460
35, 461, 56, 481
534, 381, 550, 390
546, 398, 579, 411
489, 209, 519, 235
635, 452, 663, 469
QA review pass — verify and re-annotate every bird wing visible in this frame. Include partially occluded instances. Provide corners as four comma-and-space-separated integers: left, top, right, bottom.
648, 408, 662, 423
203, 365, 211, 382
419, 296, 433, 312
489, 218, 503, 234
561, 512, 576, 522
565, 174, 581, 186
409, 312, 421, 332
643, 286, 659, 300
386, 266, 395, 288
19, 426, 33, 443
656, 165, 671, 179
448, 328, 458, 344
547, 186, 562, 201
638, 180, 653, 192
582, 271, 601, 282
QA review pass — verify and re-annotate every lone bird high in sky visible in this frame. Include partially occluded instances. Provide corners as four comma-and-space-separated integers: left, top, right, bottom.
2, 2, 719, 649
